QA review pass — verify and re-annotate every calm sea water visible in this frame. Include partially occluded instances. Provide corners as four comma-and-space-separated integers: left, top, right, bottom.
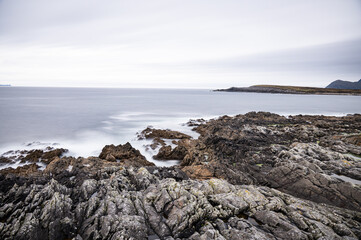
1, 87, 360, 164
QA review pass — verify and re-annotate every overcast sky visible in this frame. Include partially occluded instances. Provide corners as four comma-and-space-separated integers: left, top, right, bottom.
0, 0, 360, 88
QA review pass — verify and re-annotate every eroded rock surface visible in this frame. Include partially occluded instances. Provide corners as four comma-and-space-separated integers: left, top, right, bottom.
180, 112, 361, 211
1, 167, 360, 240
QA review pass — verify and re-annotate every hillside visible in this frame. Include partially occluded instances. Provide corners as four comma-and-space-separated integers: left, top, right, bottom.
326, 79, 361, 90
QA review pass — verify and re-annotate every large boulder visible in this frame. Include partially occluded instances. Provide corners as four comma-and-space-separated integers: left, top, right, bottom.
99, 142, 155, 167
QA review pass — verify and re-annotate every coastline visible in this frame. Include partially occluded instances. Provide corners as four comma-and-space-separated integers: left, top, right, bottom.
215, 85, 361, 96
0, 111, 361, 239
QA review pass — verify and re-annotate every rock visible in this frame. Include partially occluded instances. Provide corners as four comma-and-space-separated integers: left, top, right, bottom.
181, 165, 214, 180
139, 127, 191, 140
41, 148, 68, 164
99, 142, 155, 167
0, 163, 40, 177
179, 112, 361, 211
139, 127, 193, 161
0, 148, 68, 165
153, 145, 188, 160
0, 157, 12, 165
1, 167, 360, 239
1, 112, 361, 239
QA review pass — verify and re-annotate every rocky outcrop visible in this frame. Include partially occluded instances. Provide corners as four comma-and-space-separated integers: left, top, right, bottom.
1, 167, 360, 240
139, 127, 193, 161
179, 112, 361, 211
0, 163, 41, 177
99, 142, 155, 167
0, 147, 68, 166
139, 127, 191, 140
1, 113, 361, 239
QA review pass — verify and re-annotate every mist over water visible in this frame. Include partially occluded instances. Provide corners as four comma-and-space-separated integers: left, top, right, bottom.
1, 87, 360, 164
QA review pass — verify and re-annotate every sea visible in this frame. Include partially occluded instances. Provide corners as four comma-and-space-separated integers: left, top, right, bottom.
1, 87, 360, 167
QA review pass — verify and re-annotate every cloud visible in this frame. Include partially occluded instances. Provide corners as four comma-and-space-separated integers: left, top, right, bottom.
0, 0, 360, 88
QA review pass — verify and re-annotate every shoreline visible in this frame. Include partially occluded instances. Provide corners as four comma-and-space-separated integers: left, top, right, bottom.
0, 111, 355, 167
215, 85, 361, 96
1, 111, 361, 239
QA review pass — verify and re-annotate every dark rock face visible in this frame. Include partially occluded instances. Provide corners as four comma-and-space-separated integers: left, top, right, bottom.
326, 79, 361, 90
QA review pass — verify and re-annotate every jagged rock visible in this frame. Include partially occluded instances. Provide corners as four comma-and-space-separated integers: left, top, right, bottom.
153, 145, 188, 160
0, 167, 360, 240
180, 112, 361, 211
1, 112, 361, 239
99, 142, 155, 167
21, 148, 68, 164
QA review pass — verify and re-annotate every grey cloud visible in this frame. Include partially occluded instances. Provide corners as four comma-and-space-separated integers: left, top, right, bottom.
0, 0, 360, 87
204, 38, 361, 74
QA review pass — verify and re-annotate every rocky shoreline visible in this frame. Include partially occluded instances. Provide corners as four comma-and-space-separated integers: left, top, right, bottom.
1, 112, 361, 239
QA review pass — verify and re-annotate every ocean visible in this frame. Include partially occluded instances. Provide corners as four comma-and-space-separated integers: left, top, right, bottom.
1, 87, 360, 166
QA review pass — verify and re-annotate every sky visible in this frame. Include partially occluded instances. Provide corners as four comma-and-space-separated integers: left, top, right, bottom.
0, 0, 360, 88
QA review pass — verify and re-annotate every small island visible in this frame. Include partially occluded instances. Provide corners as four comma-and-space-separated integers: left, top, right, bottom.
215, 79, 361, 95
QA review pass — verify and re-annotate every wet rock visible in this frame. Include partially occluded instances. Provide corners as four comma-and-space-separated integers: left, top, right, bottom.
0, 148, 68, 165
41, 148, 68, 163
99, 142, 155, 167
0, 157, 12, 165
0, 163, 41, 177
153, 145, 188, 160
21, 149, 44, 162
139, 127, 191, 140
187, 118, 206, 127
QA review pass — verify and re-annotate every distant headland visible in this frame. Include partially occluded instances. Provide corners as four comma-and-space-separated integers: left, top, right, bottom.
326, 79, 361, 90
215, 79, 361, 95
0, 84, 11, 87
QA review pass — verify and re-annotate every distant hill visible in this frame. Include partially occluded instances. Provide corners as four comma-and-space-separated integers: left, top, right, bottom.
326, 79, 361, 90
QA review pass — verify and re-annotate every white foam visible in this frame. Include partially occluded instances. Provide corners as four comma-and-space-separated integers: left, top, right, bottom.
0, 112, 205, 168
37, 162, 47, 171
0, 110, 358, 169
0, 160, 30, 170
110, 112, 157, 121
163, 139, 178, 149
